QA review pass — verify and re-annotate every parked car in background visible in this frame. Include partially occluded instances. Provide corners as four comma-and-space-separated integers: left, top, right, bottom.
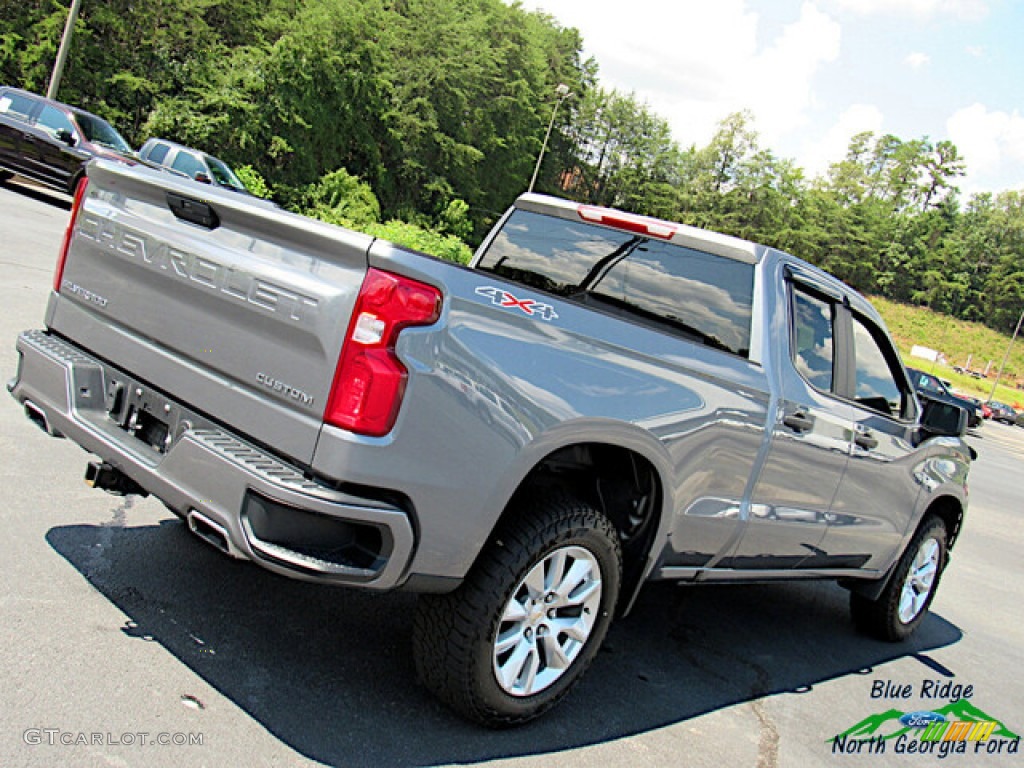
0, 86, 136, 194
952, 365, 988, 379
987, 401, 1019, 425
905, 367, 982, 428
961, 395, 992, 420
137, 138, 250, 194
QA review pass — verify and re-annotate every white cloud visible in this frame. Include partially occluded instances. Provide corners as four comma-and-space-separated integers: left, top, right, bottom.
519, 1, 841, 151
947, 104, 1024, 177
906, 52, 931, 69
832, 0, 989, 20
802, 104, 886, 180
743, 3, 842, 142
516, 0, 1020, 196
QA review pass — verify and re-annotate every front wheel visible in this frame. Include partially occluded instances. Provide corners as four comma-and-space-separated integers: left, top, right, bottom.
851, 516, 947, 641
413, 491, 622, 726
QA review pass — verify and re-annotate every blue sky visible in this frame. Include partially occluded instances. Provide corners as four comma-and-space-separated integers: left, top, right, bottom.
517, 0, 1023, 198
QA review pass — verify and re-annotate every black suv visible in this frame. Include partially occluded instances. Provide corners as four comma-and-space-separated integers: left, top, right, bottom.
905, 367, 981, 428
0, 86, 136, 194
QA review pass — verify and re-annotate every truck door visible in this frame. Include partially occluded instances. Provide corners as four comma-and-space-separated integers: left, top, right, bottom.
33, 104, 83, 190
816, 309, 921, 571
723, 273, 853, 569
0, 90, 40, 177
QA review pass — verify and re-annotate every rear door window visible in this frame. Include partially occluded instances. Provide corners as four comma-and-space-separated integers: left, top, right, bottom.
170, 150, 206, 179
146, 142, 170, 164
791, 288, 835, 392
916, 371, 950, 396
0, 92, 39, 122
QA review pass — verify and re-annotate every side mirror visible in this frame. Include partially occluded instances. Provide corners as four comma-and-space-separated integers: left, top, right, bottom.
194, 172, 212, 184
56, 129, 76, 146
919, 397, 967, 437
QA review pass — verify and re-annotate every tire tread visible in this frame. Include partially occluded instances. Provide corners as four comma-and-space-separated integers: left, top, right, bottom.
851, 515, 947, 642
413, 489, 621, 726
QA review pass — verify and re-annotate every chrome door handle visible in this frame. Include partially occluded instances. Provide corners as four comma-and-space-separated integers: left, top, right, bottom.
783, 410, 815, 433
855, 430, 878, 450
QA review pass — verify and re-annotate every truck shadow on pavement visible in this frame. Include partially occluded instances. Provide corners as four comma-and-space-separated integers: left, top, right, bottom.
47, 517, 963, 767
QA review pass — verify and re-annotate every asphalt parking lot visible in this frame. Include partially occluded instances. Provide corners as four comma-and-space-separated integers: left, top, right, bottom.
1, 177, 1021, 768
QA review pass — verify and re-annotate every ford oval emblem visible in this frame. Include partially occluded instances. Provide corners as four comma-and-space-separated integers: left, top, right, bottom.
899, 711, 946, 728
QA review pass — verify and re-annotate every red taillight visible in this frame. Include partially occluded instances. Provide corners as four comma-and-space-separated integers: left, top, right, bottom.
54, 176, 90, 293
577, 204, 677, 240
324, 268, 441, 437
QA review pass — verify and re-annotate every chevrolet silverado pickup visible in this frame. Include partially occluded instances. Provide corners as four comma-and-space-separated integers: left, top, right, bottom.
9, 161, 972, 725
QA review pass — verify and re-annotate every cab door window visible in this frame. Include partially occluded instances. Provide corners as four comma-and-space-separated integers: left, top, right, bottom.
850, 316, 912, 419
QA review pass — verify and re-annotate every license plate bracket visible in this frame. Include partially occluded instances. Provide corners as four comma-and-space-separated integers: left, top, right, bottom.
108, 381, 176, 454
128, 406, 170, 453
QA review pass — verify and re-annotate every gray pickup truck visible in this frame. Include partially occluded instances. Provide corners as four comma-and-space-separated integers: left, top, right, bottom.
9, 161, 972, 726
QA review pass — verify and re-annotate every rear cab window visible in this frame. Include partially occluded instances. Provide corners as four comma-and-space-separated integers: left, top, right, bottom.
476, 209, 754, 357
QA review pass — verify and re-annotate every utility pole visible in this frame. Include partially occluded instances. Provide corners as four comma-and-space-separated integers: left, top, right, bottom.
47, 0, 83, 100
528, 83, 571, 194
988, 306, 1024, 402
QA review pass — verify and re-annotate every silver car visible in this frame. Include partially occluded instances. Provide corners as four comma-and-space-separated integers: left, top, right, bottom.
137, 137, 250, 194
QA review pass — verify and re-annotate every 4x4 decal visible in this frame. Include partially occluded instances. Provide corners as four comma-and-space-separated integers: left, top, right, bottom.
475, 286, 559, 321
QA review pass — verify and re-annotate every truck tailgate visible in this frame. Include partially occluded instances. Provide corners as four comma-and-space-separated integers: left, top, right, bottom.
47, 160, 371, 465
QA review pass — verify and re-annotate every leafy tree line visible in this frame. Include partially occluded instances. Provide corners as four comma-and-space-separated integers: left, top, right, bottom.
1, 0, 584, 240
1, 0, 1021, 333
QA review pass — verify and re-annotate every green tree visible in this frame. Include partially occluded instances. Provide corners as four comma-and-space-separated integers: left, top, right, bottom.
3, 0, 1019, 340
302, 167, 382, 228
562, 87, 682, 216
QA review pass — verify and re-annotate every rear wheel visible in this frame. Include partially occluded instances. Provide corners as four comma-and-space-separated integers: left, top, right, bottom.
413, 491, 621, 726
851, 516, 947, 641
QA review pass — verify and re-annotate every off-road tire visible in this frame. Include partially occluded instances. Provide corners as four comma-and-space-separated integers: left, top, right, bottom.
413, 491, 622, 726
851, 516, 947, 641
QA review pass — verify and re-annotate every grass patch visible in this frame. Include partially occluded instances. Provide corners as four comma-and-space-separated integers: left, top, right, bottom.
872, 296, 1024, 408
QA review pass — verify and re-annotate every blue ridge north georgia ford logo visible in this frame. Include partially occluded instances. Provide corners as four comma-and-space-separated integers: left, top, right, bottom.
830, 680, 1020, 759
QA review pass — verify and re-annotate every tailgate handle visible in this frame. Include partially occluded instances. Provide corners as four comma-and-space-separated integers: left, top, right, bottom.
166, 192, 220, 230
